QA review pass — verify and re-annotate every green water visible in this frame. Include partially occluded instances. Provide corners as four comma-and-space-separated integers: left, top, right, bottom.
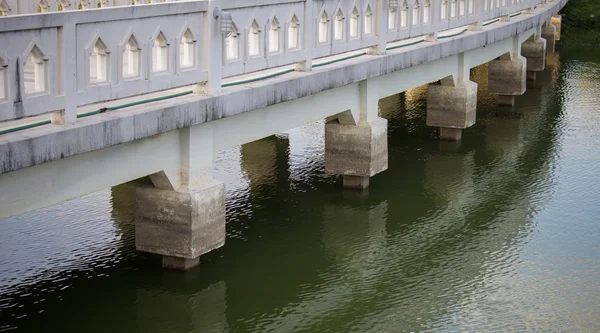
2, 46, 600, 332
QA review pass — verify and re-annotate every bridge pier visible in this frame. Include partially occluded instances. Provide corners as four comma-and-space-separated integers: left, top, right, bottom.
488, 38, 527, 107
521, 28, 547, 82
541, 21, 557, 53
135, 126, 226, 270
325, 79, 388, 189
325, 118, 388, 189
426, 75, 478, 141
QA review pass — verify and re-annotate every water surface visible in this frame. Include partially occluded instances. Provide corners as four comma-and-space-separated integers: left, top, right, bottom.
1, 45, 600, 332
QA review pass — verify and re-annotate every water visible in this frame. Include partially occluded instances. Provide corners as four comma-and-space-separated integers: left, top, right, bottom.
2, 46, 600, 332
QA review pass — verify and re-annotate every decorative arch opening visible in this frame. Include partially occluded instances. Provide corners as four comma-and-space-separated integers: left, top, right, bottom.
269, 17, 281, 53
248, 19, 261, 57
0, 0, 10, 16
441, 0, 447, 19
0, 57, 6, 100
450, 0, 456, 18
412, 0, 420, 26
78, 0, 90, 9
288, 14, 300, 49
225, 23, 240, 61
36, 0, 49, 13
23, 45, 48, 94
459, 0, 465, 15
423, 0, 431, 23
57, 0, 71, 11
152, 31, 169, 73
334, 9, 344, 40
123, 35, 140, 78
89, 38, 109, 84
180, 28, 196, 69
318, 10, 329, 43
388, 5, 397, 31
468, 0, 474, 14
400, 0, 408, 27
364, 5, 373, 35
350, 7, 359, 38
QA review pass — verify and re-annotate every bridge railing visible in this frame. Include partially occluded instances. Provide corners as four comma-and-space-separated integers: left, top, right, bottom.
0, 2, 210, 122
0, 0, 547, 124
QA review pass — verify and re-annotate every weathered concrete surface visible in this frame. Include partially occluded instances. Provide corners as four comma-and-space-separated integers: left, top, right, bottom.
135, 180, 226, 270
440, 127, 463, 141
0, 0, 568, 176
498, 95, 517, 107
427, 80, 478, 141
343, 175, 371, 190
521, 36, 547, 74
162, 256, 201, 271
552, 15, 562, 41
488, 56, 527, 100
325, 117, 388, 188
542, 22, 557, 53
426, 80, 478, 129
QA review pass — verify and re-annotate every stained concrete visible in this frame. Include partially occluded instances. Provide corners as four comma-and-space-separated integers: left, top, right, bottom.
522, 36, 547, 73
498, 95, 517, 107
343, 175, 370, 190
541, 22, 557, 53
488, 55, 527, 104
440, 127, 463, 141
427, 80, 478, 141
135, 180, 226, 270
325, 117, 388, 189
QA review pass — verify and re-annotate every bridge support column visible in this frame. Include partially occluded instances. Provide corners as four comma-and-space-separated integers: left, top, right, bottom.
426, 78, 477, 141
552, 15, 562, 41
325, 78, 388, 189
521, 28, 547, 81
541, 21, 557, 53
488, 38, 527, 106
135, 125, 225, 271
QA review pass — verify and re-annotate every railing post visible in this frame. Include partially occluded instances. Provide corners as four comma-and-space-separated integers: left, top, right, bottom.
52, 23, 77, 125
468, 0, 483, 30
195, 0, 222, 95
368, 0, 388, 55
296, 0, 313, 71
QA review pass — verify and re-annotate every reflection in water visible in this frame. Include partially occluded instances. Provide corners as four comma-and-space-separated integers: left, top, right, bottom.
2, 45, 600, 332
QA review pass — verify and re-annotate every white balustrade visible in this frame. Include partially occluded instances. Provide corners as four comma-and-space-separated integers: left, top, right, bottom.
0, 0, 548, 123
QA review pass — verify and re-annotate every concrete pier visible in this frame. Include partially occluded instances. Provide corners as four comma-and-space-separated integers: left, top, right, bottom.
541, 21, 557, 53
427, 77, 478, 141
325, 118, 388, 189
135, 181, 226, 270
325, 78, 388, 189
135, 126, 226, 270
521, 29, 547, 82
488, 42, 527, 107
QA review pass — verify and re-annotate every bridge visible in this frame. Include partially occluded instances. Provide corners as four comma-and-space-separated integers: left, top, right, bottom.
0, 0, 566, 270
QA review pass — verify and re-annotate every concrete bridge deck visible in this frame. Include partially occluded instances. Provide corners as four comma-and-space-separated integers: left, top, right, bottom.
0, 0, 567, 269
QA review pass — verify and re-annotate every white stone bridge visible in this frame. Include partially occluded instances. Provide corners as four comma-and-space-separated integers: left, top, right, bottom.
0, 0, 566, 269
